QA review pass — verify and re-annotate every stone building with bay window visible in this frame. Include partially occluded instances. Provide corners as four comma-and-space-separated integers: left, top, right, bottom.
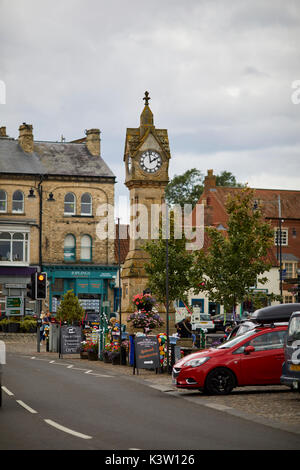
0, 124, 118, 316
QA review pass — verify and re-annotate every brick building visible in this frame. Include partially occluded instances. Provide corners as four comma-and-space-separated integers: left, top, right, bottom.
188, 169, 300, 314
0, 124, 118, 316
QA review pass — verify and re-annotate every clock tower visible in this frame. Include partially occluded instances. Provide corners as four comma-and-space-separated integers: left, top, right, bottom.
121, 92, 171, 317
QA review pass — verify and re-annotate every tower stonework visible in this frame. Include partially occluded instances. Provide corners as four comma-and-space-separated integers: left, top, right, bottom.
121, 93, 171, 324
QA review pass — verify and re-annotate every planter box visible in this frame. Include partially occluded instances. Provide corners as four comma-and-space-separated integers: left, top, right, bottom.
88, 351, 98, 361
80, 351, 88, 359
8, 323, 20, 333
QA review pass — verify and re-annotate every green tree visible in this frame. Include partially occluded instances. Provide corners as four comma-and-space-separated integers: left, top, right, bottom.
143, 213, 196, 309
215, 171, 244, 188
56, 290, 84, 324
165, 168, 204, 208
165, 168, 244, 208
193, 188, 275, 314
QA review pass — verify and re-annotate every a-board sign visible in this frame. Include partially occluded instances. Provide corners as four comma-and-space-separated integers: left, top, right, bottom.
60, 325, 82, 355
134, 336, 160, 371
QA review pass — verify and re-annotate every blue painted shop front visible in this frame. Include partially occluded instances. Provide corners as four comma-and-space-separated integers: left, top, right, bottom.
43, 265, 118, 315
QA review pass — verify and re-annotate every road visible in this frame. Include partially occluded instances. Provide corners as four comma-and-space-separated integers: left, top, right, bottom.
1, 353, 300, 450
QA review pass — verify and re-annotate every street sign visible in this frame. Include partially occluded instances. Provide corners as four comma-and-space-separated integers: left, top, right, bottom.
6, 297, 23, 316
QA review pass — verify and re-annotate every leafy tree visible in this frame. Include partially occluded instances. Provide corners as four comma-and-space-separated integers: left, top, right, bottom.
165, 168, 244, 208
192, 188, 275, 314
165, 168, 204, 208
215, 171, 244, 188
56, 290, 84, 324
143, 213, 196, 309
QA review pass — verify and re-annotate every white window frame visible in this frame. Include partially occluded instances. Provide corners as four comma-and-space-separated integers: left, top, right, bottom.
80, 235, 92, 261
274, 228, 288, 247
0, 190, 7, 213
80, 193, 92, 216
12, 190, 24, 214
64, 193, 76, 216
0, 225, 30, 266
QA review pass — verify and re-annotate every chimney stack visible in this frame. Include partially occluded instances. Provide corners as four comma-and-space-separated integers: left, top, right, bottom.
19, 123, 34, 153
0, 126, 7, 137
204, 169, 216, 189
86, 128, 100, 156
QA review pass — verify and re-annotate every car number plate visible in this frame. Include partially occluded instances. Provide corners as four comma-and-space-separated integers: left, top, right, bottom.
199, 322, 208, 325
290, 364, 300, 371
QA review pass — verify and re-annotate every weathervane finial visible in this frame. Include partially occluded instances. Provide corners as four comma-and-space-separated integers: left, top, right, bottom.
143, 91, 151, 106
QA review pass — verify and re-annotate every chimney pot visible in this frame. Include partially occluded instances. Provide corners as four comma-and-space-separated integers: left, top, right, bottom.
0, 126, 7, 137
204, 169, 216, 189
86, 128, 101, 156
19, 123, 34, 153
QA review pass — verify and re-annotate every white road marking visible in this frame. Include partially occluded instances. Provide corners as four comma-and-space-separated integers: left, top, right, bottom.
44, 419, 92, 440
1, 386, 14, 396
16, 400, 38, 414
87, 373, 113, 378
84, 370, 93, 374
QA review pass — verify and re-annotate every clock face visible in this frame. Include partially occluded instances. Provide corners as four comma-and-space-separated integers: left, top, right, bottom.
139, 150, 162, 173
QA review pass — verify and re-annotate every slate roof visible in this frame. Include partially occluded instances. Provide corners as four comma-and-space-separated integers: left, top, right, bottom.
0, 138, 115, 179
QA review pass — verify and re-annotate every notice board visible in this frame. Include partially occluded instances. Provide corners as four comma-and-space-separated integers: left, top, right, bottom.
134, 336, 160, 374
60, 325, 82, 356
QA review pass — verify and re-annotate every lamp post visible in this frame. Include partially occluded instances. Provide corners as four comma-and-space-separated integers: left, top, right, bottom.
28, 178, 55, 352
117, 218, 122, 364
165, 203, 170, 374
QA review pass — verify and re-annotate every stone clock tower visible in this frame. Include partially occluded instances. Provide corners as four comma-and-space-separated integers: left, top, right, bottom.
121, 92, 171, 317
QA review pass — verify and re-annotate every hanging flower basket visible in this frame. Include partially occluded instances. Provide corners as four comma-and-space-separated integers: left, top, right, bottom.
132, 293, 156, 313
127, 310, 164, 334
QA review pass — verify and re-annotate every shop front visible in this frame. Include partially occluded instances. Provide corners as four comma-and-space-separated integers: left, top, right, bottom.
43, 265, 118, 316
0, 266, 37, 316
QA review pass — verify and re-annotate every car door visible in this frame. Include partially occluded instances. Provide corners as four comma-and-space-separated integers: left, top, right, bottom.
236, 330, 286, 385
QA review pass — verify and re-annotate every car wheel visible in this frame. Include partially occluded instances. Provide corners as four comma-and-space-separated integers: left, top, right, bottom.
204, 367, 235, 395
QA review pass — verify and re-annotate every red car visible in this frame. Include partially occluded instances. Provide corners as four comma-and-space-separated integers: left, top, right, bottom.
173, 325, 288, 395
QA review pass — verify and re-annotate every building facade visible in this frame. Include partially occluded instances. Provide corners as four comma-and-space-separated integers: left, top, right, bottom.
187, 169, 300, 315
0, 124, 118, 317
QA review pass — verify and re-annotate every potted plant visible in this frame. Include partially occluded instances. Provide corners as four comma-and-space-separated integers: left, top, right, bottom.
80, 341, 89, 359
87, 341, 98, 361
103, 342, 113, 363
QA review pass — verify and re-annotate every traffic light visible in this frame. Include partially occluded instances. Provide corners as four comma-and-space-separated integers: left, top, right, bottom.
35, 272, 47, 300
27, 273, 36, 299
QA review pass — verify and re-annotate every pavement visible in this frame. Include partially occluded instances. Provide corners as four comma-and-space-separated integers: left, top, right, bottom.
2, 334, 300, 437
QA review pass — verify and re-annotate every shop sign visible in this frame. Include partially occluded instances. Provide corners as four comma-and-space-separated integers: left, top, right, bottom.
60, 325, 82, 355
6, 296, 23, 316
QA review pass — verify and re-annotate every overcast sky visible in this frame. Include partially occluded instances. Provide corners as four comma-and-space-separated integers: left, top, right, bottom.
1, 0, 300, 222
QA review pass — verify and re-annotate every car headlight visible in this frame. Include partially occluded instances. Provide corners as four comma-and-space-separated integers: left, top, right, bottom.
184, 357, 210, 368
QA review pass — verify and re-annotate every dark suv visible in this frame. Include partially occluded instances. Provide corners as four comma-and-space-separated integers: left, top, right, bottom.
281, 309, 300, 392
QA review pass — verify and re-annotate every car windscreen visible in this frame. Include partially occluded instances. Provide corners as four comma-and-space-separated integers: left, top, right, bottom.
200, 314, 211, 321
217, 330, 257, 349
287, 315, 300, 341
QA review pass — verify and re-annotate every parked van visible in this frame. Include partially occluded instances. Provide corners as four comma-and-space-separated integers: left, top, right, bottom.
281, 309, 300, 392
